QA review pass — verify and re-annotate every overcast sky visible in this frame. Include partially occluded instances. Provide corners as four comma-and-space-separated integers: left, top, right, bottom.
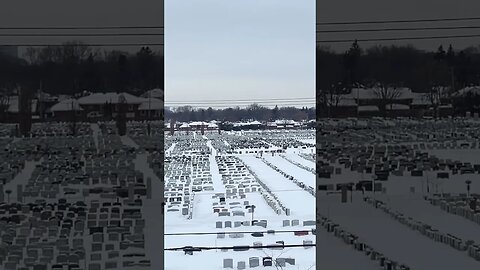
318, 0, 480, 52
165, 0, 315, 108
0, 0, 163, 54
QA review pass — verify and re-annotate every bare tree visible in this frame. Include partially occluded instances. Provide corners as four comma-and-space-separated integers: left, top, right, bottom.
423, 86, 449, 118
325, 82, 348, 117
373, 83, 402, 118
0, 88, 11, 121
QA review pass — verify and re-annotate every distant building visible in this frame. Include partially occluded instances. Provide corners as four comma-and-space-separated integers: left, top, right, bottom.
46, 92, 163, 121
321, 87, 453, 118
141, 88, 164, 100
47, 99, 84, 122
137, 98, 163, 119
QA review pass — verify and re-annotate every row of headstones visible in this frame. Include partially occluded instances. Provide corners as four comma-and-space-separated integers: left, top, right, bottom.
280, 155, 315, 175
223, 256, 295, 269
299, 153, 315, 163
241, 161, 289, 215
215, 219, 268, 229
428, 197, 480, 229
282, 219, 315, 227
0, 236, 86, 269
319, 214, 411, 270
364, 197, 480, 260
260, 158, 315, 196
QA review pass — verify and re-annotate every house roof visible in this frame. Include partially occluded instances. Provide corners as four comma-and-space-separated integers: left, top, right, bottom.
141, 88, 164, 99
346, 87, 413, 100
49, 99, 83, 112
189, 121, 209, 126
77, 92, 144, 105
138, 98, 163, 110
452, 86, 480, 97
411, 92, 431, 106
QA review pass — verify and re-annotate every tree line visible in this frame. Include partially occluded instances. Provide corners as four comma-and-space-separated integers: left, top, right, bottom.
317, 42, 480, 117
0, 41, 164, 96
165, 104, 315, 122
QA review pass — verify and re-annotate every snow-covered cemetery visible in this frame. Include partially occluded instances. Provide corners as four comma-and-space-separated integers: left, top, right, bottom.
164, 128, 316, 270
317, 117, 480, 270
0, 121, 164, 270
0, 118, 315, 270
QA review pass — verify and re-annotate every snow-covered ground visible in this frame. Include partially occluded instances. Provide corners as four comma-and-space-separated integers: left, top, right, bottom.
317, 118, 480, 269
165, 130, 316, 269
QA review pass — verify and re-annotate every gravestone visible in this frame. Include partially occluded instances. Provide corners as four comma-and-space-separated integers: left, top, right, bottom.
223, 258, 233, 269
249, 257, 260, 268
285, 258, 295, 265
275, 258, 286, 267
303, 220, 315, 226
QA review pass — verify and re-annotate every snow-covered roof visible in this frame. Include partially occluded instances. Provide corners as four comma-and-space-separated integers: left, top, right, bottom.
77, 92, 144, 105
138, 98, 163, 110
49, 99, 83, 112
336, 98, 357, 106
275, 119, 296, 125
247, 120, 262, 125
141, 88, 164, 99
189, 121, 209, 126
411, 92, 431, 106
452, 86, 480, 97
346, 87, 413, 100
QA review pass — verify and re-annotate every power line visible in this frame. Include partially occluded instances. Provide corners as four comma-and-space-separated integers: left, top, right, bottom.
165, 101, 315, 105
317, 16, 480, 26
165, 100, 315, 106
0, 33, 163, 37
165, 102, 316, 106
0, 26, 163, 30
316, 33, 480, 44
165, 104, 315, 108
165, 228, 315, 236
0, 43, 163, 47
165, 243, 316, 251
316, 25, 480, 33
166, 97, 315, 103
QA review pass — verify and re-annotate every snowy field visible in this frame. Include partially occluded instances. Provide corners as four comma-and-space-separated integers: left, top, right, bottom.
318, 118, 480, 269
165, 129, 316, 270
